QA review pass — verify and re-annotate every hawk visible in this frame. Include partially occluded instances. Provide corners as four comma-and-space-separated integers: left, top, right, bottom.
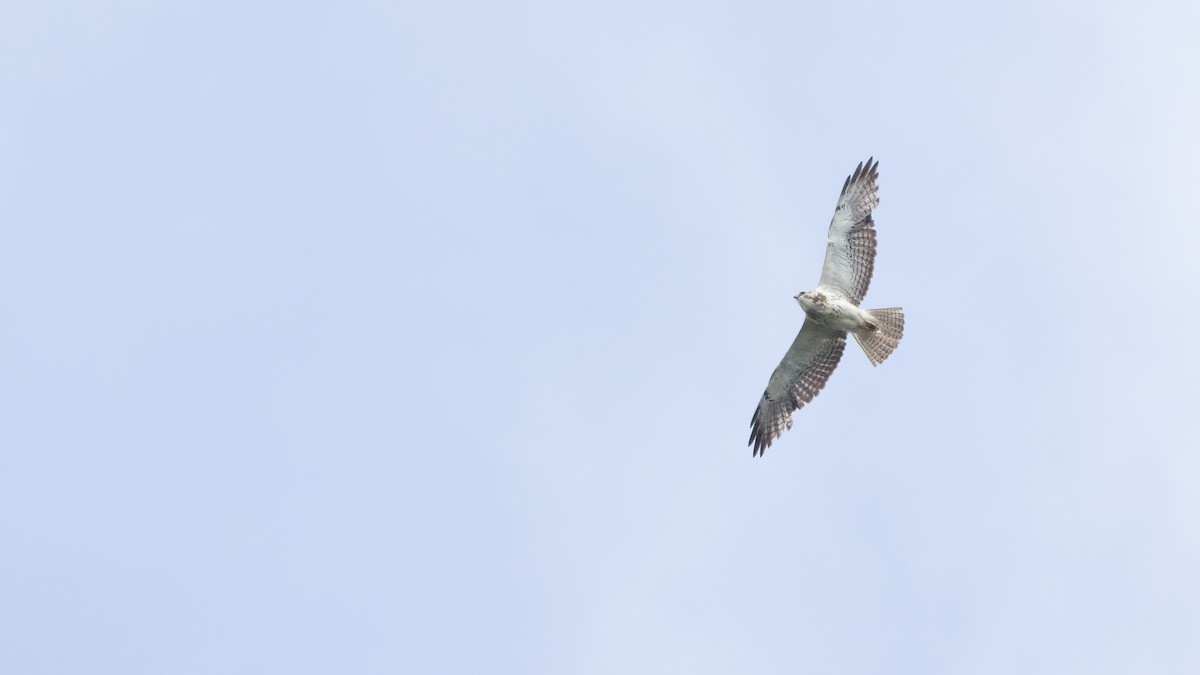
748, 158, 904, 457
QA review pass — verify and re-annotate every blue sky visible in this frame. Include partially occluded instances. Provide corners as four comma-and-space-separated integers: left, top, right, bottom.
3, 1, 1198, 673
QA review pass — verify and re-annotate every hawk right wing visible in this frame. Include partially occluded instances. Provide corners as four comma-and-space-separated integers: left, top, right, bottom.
748, 319, 847, 456
817, 158, 880, 305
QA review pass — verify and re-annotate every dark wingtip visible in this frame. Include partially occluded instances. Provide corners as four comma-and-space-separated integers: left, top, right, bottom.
750, 433, 769, 457
841, 158, 879, 196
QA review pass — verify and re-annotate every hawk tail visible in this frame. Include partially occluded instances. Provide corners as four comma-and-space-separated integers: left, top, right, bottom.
854, 308, 904, 366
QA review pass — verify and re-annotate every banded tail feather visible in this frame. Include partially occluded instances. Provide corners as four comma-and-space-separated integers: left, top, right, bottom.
854, 307, 904, 366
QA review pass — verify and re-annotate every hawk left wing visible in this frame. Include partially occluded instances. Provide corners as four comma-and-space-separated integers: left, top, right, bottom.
748, 319, 847, 457
816, 158, 879, 305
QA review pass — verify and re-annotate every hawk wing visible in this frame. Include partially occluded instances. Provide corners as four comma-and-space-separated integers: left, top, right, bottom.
816, 158, 879, 305
748, 319, 847, 456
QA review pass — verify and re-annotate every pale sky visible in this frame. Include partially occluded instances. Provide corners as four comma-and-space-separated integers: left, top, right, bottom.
3, 1, 1199, 673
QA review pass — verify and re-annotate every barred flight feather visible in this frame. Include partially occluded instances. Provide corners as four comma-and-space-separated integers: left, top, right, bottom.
748, 323, 846, 457
819, 158, 880, 305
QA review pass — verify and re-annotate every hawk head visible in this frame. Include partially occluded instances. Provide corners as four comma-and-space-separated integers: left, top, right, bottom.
794, 290, 827, 311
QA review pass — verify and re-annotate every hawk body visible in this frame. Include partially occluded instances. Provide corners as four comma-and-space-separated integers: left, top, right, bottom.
748, 158, 905, 457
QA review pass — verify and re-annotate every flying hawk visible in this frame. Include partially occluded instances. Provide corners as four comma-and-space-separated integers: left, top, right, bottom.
748, 158, 904, 457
